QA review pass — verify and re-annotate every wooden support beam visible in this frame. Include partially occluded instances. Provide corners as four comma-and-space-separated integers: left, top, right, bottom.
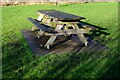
40, 28, 91, 36
45, 25, 64, 49
72, 24, 88, 46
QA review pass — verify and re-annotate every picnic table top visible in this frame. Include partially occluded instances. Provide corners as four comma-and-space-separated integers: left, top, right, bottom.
37, 10, 85, 21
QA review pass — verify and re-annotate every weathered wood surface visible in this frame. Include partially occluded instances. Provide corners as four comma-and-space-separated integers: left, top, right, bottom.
28, 18, 57, 33
21, 29, 109, 56
79, 22, 97, 30
28, 10, 100, 49
37, 10, 85, 21
28, 18, 92, 36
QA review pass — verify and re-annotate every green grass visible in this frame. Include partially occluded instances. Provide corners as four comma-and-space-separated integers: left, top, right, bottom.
2, 2, 120, 78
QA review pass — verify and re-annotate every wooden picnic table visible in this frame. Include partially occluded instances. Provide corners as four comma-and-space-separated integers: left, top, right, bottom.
28, 10, 94, 49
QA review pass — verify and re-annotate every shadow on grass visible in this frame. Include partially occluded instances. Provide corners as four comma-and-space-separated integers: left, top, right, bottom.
2, 34, 119, 78
101, 59, 120, 78
2, 22, 119, 78
2, 37, 37, 78
40, 50, 118, 78
59, 3, 75, 7
39, 22, 119, 78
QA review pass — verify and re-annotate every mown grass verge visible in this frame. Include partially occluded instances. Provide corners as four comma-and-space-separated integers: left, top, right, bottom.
2, 2, 120, 78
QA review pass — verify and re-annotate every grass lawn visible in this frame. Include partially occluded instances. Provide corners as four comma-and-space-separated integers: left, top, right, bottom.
2, 2, 120, 78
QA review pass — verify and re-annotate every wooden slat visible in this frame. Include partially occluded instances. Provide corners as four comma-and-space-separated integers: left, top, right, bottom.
79, 22, 97, 30
28, 18, 58, 34
37, 10, 85, 21
42, 28, 91, 36
45, 25, 63, 49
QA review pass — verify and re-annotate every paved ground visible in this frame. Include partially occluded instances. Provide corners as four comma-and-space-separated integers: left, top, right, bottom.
21, 29, 109, 56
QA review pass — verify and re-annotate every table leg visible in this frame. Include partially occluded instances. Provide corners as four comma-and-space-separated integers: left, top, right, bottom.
73, 24, 88, 46
36, 29, 44, 38
45, 25, 63, 49
37, 14, 44, 22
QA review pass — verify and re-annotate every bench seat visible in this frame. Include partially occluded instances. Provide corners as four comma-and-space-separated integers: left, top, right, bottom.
28, 18, 58, 34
